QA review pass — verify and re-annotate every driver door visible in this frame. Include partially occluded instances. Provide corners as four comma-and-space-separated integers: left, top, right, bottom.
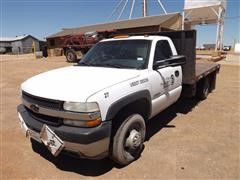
149, 40, 182, 117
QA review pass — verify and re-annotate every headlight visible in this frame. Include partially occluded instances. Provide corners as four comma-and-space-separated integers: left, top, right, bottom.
63, 102, 102, 127
63, 102, 99, 112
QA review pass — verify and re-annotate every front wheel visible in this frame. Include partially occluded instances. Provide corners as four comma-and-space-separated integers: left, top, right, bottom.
111, 114, 146, 166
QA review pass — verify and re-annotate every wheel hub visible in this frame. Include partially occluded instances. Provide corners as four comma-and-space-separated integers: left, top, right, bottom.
125, 129, 142, 150
67, 53, 73, 60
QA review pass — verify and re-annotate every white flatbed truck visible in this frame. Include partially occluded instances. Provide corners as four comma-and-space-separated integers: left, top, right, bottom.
17, 30, 220, 165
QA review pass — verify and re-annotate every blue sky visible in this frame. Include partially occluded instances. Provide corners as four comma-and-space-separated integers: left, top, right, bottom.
1, 0, 239, 46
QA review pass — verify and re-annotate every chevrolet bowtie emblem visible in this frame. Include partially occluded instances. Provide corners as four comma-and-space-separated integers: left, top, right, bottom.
30, 104, 39, 113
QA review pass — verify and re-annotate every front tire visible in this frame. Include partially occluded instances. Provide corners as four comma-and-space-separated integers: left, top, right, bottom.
111, 114, 146, 166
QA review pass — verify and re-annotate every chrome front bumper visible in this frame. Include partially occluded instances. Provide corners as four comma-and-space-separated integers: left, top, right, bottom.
17, 104, 111, 159
28, 127, 110, 159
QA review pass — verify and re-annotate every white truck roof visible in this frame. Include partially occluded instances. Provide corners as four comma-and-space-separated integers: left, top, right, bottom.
101, 35, 169, 42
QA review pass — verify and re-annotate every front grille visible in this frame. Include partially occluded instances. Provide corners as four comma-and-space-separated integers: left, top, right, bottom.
27, 108, 63, 126
22, 91, 63, 110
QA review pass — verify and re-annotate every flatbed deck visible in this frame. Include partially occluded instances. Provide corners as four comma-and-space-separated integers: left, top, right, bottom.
195, 61, 220, 81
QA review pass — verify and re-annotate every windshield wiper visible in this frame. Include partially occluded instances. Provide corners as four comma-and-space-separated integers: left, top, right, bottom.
77, 61, 93, 66
97, 63, 136, 69
101, 63, 122, 68
78, 62, 136, 69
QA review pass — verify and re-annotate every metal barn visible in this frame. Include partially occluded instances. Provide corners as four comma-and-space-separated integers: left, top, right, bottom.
46, 13, 182, 56
0, 35, 40, 54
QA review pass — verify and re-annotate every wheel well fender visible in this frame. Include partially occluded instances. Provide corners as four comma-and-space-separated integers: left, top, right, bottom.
105, 90, 152, 121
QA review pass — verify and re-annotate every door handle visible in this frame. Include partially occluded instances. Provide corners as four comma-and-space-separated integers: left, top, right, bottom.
175, 70, 179, 77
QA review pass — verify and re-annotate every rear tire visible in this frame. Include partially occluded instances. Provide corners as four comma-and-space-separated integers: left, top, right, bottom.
111, 114, 146, 166
196, 77, 210, 100
76, 50, 84, 60
65, 49, 77, 63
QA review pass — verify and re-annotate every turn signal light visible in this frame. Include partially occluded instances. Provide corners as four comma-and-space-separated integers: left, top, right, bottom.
86, 118, 102, 127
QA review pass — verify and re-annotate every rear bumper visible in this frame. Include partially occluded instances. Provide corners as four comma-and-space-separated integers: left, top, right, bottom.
17, 104, 111, 159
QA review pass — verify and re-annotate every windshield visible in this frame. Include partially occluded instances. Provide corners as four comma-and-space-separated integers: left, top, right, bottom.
78, 40, 151, 69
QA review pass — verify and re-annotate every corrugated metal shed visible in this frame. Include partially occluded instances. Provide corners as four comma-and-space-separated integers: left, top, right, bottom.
47, 13, 181, 38
0, 35, 39, 42
0, 35, 40, 54
0, 35, 29, 42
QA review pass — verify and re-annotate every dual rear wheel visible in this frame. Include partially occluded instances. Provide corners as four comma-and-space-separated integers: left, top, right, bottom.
196, 77, 210, 100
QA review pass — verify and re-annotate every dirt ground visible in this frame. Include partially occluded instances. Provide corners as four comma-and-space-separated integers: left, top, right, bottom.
0, 54, 239, 179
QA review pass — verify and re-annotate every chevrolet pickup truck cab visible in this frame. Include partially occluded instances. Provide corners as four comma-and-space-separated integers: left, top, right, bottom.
17, 30, 220, 165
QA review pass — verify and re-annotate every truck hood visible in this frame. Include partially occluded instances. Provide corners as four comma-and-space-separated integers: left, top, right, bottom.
21, 66, 140, 102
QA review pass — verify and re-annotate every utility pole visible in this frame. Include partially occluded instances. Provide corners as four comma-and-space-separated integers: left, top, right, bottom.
142, 0, 148, 17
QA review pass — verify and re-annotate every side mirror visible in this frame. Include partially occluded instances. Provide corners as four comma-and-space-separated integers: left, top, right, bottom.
153, 55, 186, 70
